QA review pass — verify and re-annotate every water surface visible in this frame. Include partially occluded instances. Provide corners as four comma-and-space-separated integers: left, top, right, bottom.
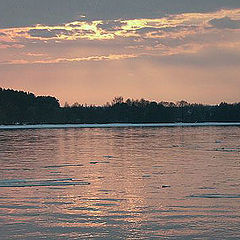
0, 126, 239, 239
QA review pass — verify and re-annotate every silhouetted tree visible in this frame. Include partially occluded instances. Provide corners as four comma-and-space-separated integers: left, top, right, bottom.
0, 88, 239, 125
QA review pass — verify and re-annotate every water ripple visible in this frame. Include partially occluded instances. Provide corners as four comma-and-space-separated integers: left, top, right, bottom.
0, 178, 90, 188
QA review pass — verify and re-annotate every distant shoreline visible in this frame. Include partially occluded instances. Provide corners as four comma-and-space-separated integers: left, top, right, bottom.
1, 89, 240, 125
1, 122, 240, 130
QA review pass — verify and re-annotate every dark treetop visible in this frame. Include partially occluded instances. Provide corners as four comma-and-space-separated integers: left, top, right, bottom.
0, 88, 240, 125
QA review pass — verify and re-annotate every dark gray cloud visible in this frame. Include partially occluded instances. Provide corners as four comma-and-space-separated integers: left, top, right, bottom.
209, 17, 240, 29
28, 29, 72, 38
0, 0, 240, 28
135, 26, 199, 37
97, 21, 126, 32
160, 26, 198, 33
135, 27, 161, 34
27, 28, 97, 40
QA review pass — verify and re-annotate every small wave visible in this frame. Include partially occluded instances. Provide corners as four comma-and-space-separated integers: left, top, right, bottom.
94, 203, 119, 207
199, 187, 216, 190
103, 155, 114, 158
0, 178, 90, 188
215, 147, 240, 152
189, 194, 240, 199
43, 164, 84, 168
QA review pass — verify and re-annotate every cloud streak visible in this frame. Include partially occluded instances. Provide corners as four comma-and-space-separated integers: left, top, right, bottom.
0, 54, 137, 65
0, 8, 240, 66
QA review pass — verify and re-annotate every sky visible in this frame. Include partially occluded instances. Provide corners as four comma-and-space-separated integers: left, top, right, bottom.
0, 0, 240, 105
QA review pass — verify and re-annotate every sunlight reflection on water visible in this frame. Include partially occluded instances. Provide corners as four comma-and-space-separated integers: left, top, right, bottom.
0, 126, 240, 239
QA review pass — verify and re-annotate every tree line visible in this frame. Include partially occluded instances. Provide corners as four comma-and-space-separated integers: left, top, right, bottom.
0, 88, 240, 124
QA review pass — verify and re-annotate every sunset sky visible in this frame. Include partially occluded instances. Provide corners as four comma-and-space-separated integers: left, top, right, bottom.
0, 0, 240, 105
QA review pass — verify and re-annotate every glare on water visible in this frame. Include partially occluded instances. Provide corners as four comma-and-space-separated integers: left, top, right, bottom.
0, 126, 240, 239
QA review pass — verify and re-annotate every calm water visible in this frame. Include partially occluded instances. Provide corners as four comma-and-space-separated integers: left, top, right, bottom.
0, 126, 239, 239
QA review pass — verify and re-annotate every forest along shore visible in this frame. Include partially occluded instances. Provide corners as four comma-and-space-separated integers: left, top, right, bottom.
1, 88, 240, 125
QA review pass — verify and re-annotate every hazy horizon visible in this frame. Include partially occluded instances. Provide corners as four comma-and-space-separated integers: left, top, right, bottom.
2, 87, 240, 107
